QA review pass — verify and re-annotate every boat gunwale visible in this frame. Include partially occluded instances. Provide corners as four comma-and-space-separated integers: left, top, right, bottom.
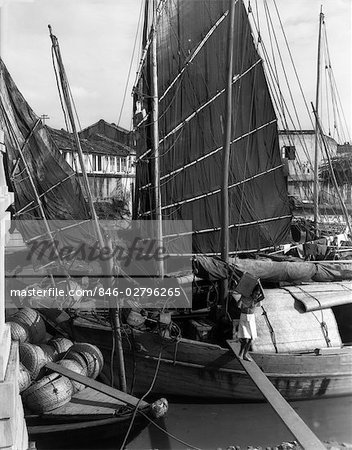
139, 354, 352, 378
73, 318, 352, 359
26, 414, 141, 435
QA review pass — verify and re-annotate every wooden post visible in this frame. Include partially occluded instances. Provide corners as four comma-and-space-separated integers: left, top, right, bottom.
48, 26, 127, 393
0, 131, 29, 449
220, 0, 236, 312
0, 128, 12, 377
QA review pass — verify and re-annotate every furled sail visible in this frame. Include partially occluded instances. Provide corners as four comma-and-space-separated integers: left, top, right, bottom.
134, 0, 292, 254
0, 58, 89, 224
0, 57, 93, 257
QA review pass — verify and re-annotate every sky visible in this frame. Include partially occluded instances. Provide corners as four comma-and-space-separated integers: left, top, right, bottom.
0, 0, 351, 137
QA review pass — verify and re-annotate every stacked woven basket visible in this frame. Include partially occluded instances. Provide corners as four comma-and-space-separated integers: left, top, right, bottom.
7, 307, 104, 414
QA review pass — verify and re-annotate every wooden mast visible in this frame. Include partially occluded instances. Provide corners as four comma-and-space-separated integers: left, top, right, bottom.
313, 6, 324, 235
220, 0, 236, 310
48, 26, 127, 392
151, 0, 164, 278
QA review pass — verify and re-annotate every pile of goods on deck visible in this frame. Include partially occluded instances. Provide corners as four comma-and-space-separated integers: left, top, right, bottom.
6, 307, 104, 414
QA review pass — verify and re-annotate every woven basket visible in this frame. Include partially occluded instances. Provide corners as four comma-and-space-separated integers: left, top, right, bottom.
67, 343, 103, 379
39, 344, 58, 362
49, 337, 73, 357
19, 343, 47, 380
19, 363, 31, 393
8, 321, 29, 343
12, 308, 46, 344
57, 359, 87, 393
22, 372, 73, 413
66, 351, 87, 371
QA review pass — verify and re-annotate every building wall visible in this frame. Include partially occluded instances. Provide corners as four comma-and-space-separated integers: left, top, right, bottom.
279, 131, 338, 203
63, 151, 135, 203
76, 174, 134, 203
0, 130, 28, 450
279, 131, 338, 167
64, 151, 135, 176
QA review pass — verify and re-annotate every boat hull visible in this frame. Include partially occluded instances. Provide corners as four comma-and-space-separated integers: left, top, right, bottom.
71, 319, 352, 402
25, 382, 153, 449
26, 414, 149, 449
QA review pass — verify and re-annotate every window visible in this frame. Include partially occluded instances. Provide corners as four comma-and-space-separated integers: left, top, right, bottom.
284, 146, 296, 160
103, 156, 108, 172
92, 155, 97, 171
97, 155, 102, 172
109, 156, 114, 173
121, 157, 127, 172
84, 154, 89, 171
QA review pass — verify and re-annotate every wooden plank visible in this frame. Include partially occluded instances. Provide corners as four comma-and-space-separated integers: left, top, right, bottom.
0, 417, 13, 448
27, 416, 121, 435
46, 362, 149, 409
44, 387, 122, 417
227, 340, 326, 450
0, 382, 14, 419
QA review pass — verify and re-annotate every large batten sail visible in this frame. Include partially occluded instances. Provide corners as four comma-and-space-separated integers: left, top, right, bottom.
134, 0, 291, 254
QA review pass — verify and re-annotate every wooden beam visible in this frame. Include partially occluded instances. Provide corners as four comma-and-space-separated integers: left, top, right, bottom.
46, 362, 149, 409
226, 340, 326, 450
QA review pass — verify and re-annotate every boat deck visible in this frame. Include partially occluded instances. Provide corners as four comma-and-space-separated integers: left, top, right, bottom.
26, 386, 130, 422
47, 387, 124, 418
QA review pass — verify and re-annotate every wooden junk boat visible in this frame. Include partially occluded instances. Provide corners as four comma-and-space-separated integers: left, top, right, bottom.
67, 0, 352, 402
69, 275, 352, 402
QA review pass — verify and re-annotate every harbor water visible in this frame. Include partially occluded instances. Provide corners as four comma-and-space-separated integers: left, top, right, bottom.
125, 396, 352, 450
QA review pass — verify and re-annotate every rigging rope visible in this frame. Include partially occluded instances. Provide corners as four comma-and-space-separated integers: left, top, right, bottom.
117, 0, 144, 128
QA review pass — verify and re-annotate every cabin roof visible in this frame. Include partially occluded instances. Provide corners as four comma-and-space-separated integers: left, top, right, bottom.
80, 119, 130, 135
48, 126, 133, 157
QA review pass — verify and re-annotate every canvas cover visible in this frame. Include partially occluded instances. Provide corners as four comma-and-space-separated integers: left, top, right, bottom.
134, 0, 291, 254
283, 283, 352, 312
253, 288, 342, 352
230, 257, 352, 282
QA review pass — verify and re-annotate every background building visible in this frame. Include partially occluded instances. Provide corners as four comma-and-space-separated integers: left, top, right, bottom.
279, 130, 352, 219
50, 120, 135, 206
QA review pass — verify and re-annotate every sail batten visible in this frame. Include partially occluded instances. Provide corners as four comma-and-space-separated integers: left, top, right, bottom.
138, 118, 278, 191
139, 164, 284, 215
136, 57, 263, 164
134, 0, 291, 253
163, 214, 292, 237
159, 9, 230, 102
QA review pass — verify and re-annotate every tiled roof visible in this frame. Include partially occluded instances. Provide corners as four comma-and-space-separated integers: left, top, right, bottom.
48, 124, 134, 157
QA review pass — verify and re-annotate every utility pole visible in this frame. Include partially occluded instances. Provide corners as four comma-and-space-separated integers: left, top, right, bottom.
40, 114, 50, 125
